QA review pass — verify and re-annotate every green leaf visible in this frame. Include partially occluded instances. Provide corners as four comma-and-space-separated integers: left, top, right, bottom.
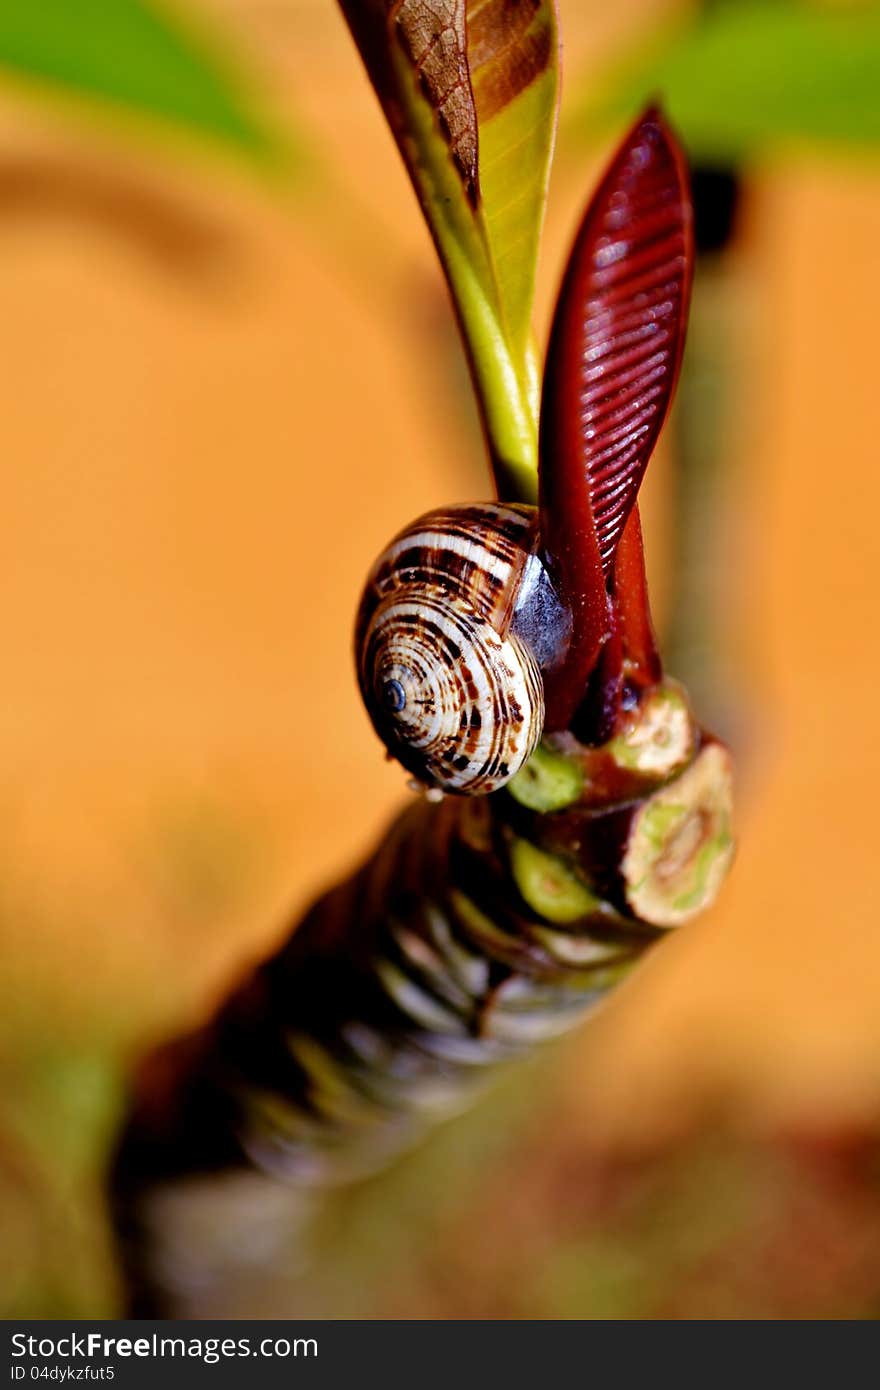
339, 0, 560, 501
572, 0, 880, 165
0, 0, 281, 163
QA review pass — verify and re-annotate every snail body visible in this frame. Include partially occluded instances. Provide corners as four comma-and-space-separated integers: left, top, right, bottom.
356, 502, 571, 794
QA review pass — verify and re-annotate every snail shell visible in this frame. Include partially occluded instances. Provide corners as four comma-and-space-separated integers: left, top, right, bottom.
356, 503, 564, 794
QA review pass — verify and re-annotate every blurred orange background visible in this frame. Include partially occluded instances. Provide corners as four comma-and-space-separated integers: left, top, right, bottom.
2, 0, 880, 1317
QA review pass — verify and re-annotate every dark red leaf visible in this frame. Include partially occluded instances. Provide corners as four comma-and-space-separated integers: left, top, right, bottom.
539, 104, 692, 730
613, 505, 661, 690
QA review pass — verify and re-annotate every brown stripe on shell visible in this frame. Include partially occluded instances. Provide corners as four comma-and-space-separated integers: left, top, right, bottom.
364, 502, 539, 631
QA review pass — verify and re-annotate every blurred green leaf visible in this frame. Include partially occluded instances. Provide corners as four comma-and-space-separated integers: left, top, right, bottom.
574, 0, 880, 164
340, 0, 560, 501
0, 0, 281, 163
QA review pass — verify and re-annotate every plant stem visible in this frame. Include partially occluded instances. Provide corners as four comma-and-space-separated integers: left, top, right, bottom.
112, 691, 732, 1311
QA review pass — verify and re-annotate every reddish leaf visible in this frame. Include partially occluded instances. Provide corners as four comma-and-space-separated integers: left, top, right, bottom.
539, 105, 692, 730
613, 505, 661, 690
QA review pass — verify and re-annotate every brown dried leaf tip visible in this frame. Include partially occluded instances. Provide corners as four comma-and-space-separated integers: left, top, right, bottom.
468, 0, 554, 123
389, 0, 479, 201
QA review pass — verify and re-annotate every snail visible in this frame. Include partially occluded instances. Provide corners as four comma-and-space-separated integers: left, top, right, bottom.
355, 502, 569, 793
356, 107, 694, 795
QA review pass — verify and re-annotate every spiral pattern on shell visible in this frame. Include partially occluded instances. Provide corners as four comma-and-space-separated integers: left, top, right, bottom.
356, 504, 546, 794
